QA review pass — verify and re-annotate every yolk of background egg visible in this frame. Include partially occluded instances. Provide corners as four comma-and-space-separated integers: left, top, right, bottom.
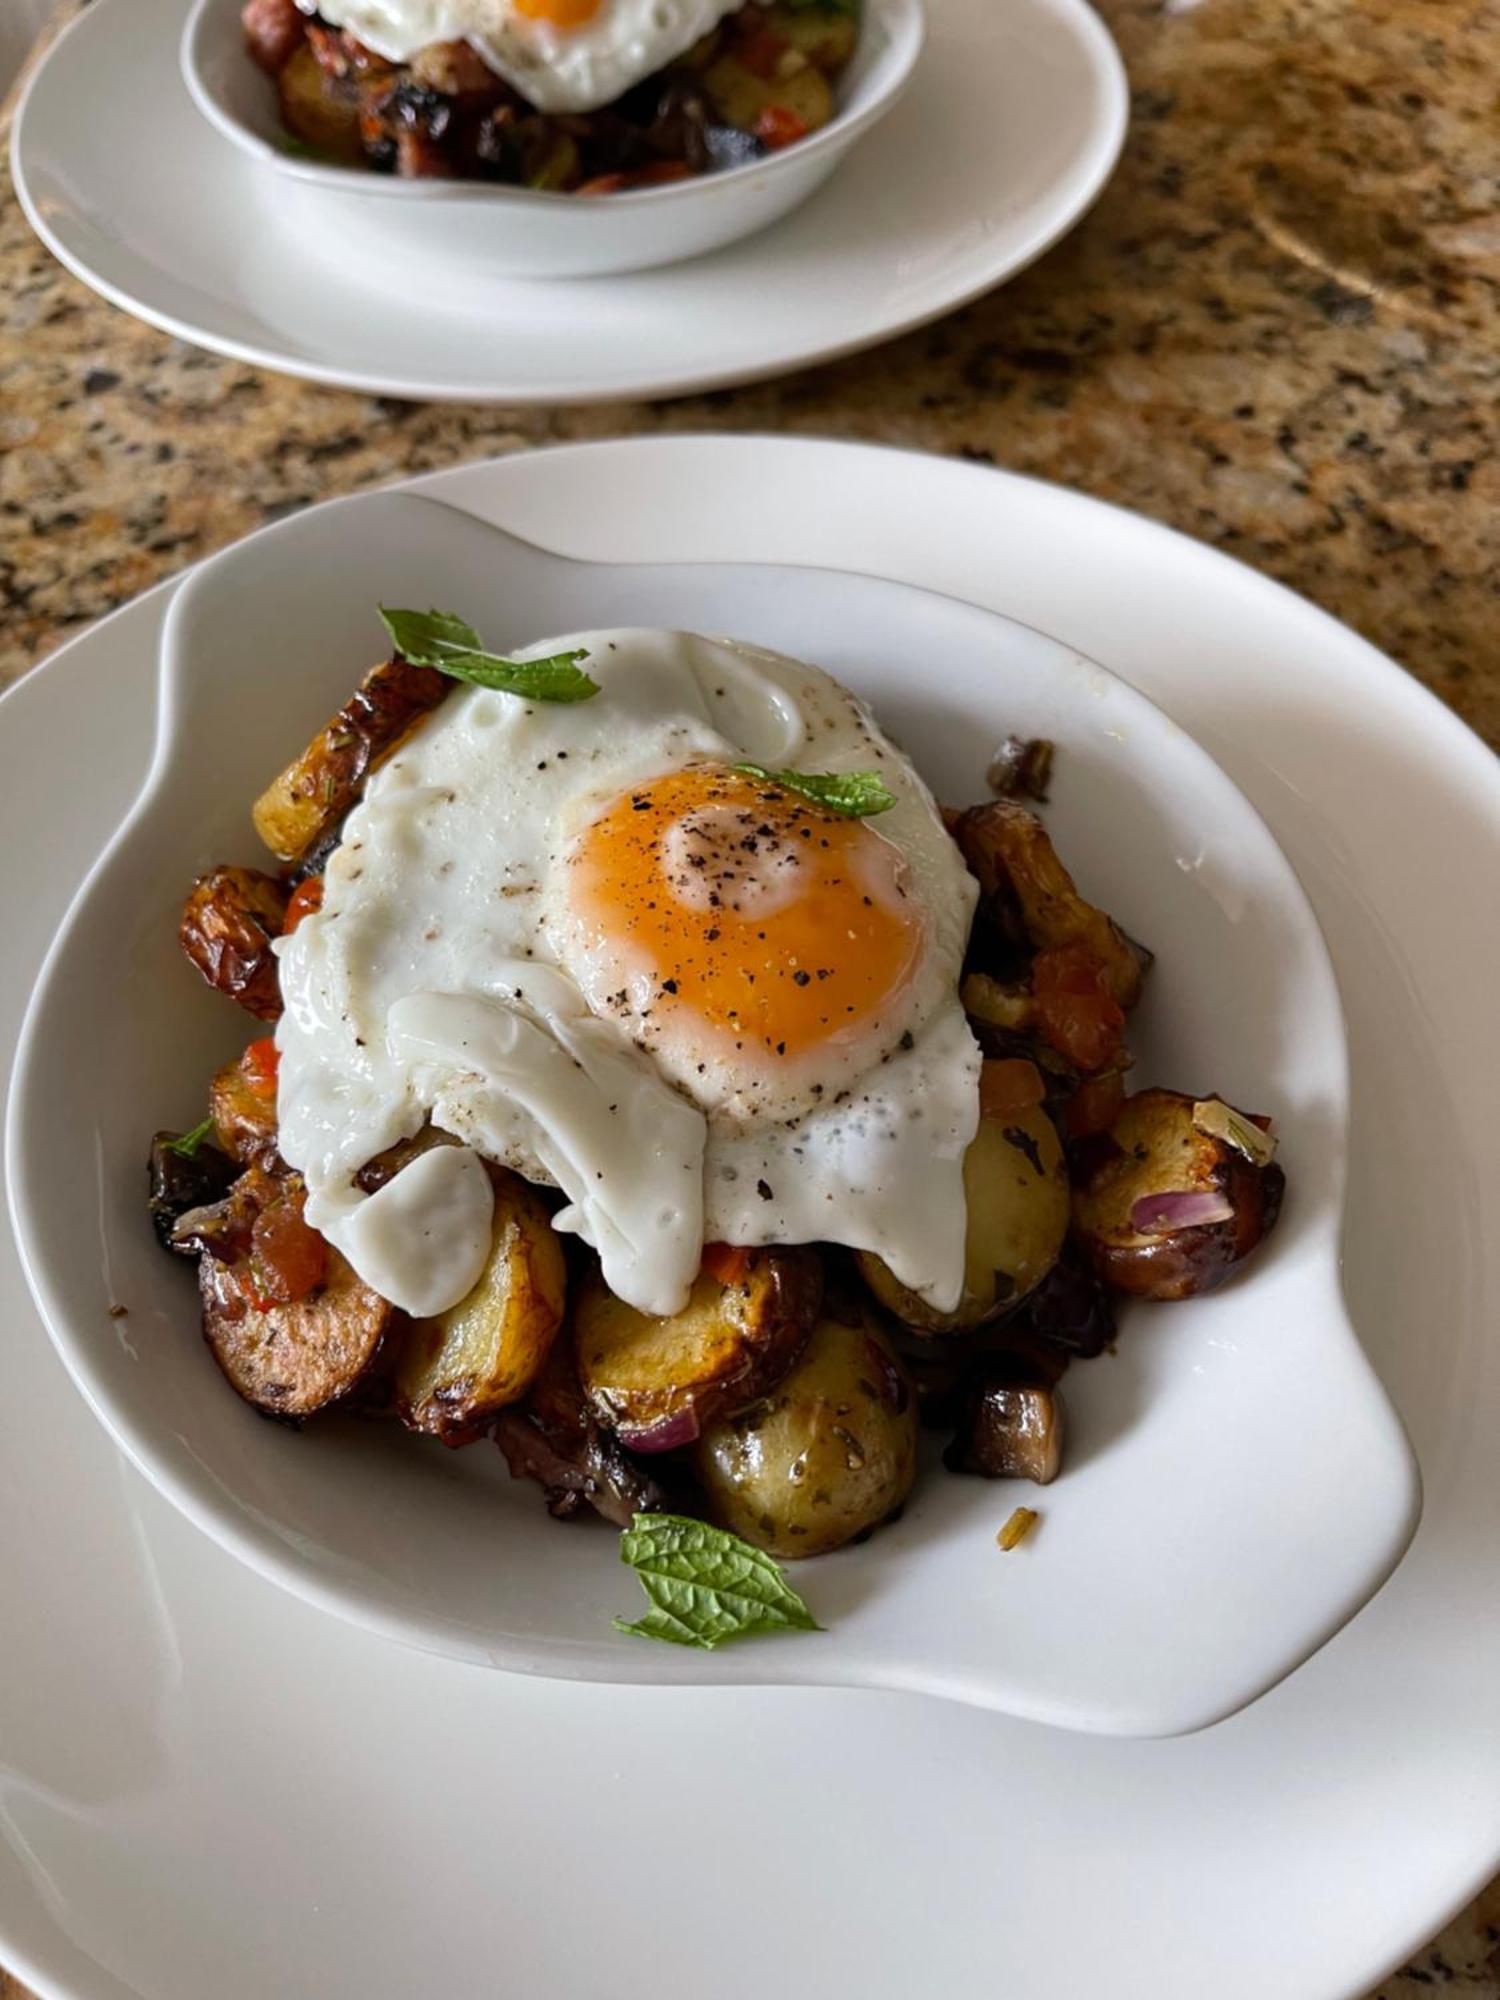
566, 766, 926, 1069
513, 0, 603, 25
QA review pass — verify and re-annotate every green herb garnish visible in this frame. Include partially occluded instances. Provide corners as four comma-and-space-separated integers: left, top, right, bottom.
378, 607, 599, 703
734, 763, 896, 818
613, 1513, 821, 1650
164, 1117, 217, 1160
780, 0, 859, 14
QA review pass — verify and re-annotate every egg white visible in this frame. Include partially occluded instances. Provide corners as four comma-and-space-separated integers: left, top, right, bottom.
299, 0, 746, 115
274, 630, 980, 1320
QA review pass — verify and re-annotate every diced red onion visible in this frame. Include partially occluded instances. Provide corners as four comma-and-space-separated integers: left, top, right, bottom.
619, 1407, 701, 1454
1130, 1189, 1235, 1234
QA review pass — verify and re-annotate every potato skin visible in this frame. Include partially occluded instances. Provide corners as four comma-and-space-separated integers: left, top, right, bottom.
200, 1239, 396, 1420
179, 866, 290, 1022
953, 799, 1144, 1010
1071, 1087, 1285, 1301
858, 1101, 1069, 1334
575, 1248, 822, 1449
695, 1314, 918, 1559
395, 1172, 567, 1441
252, 654, 449, 863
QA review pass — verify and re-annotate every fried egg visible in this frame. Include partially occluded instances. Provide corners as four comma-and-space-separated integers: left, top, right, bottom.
274, 631, 981, 1319
300, 0, 745, 114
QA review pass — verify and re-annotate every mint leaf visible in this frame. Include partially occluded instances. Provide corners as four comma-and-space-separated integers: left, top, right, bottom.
734, 763, 896, 818
165, 1116, 216, 1160
378, 606, 598, 703
378, 606, 483, 662
436, 649, 598, 701
613, 1514, 821, 1649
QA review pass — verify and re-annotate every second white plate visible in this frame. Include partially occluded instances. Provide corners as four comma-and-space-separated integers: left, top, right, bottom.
11, 0, 1127, 402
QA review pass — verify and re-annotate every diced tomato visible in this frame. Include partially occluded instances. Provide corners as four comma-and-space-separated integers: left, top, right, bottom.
978, 1059, 1046, 1119
283, 876, 324, 934
1065, 1070, 1127, 1138
754, 103, 811, 149
248, 1185, 327, 1307
701, 1243, 753, 1288
1032, 944, 1126, 1074
243, 1036, 281, 1096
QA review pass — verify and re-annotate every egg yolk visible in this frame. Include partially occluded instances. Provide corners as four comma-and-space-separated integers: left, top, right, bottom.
513, 0, 602, 25
564, 765, 926, 1069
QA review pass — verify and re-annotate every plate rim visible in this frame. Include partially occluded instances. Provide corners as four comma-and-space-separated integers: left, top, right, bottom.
8, 0, 1129, 403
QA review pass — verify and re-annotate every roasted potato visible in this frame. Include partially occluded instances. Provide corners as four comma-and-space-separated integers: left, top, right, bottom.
179, 865, 289, 1021
760, 3, 859, 72
208, 1039, 280, 1166
858, 1101, 1070, 1333
944, 1369, 1065, 1484
702, 53, 834, 138
1072, 1087, 1285, 1301
276, 42, 365, 162
252, 654, 449, 863
695, 1313, 918, 1558
575, 1247, 822, 1451
395, 1172, 567, 1440
953, 800, 1145, 1011
199, 1238, 396, 1419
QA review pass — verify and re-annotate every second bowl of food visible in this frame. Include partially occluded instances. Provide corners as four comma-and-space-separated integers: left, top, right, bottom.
181, 0, 923, 277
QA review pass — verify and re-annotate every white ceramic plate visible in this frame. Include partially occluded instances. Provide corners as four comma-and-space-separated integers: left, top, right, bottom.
1, 439, 1497, 2000
10, 0, 1127, 401
7, 487, 1415, 1736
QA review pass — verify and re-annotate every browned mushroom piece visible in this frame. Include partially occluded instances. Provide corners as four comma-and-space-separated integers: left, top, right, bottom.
944, 1367, 1066, 1485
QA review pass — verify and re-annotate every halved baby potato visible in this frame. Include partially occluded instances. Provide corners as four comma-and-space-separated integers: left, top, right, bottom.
694, 1311, 918, 1559
200, 1242, 396, 1420
252, 654, 449, 864
1071, 1087, 1285, 1301
276, 41, 365, 163
575, 1247, 822, 1451
858, 1101, 1070, 1334
395, 1171, 568, 1441
953, 800, 1145, 1011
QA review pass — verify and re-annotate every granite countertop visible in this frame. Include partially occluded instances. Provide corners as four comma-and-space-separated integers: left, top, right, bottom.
1, 0, 1498, 1993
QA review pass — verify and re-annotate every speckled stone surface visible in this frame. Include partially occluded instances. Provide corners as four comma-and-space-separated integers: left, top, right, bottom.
2, 1, 1499, 1993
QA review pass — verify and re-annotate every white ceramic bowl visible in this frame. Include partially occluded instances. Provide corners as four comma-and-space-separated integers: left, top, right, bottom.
180, 0, 923, 280
6, 487, 1419, 1735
